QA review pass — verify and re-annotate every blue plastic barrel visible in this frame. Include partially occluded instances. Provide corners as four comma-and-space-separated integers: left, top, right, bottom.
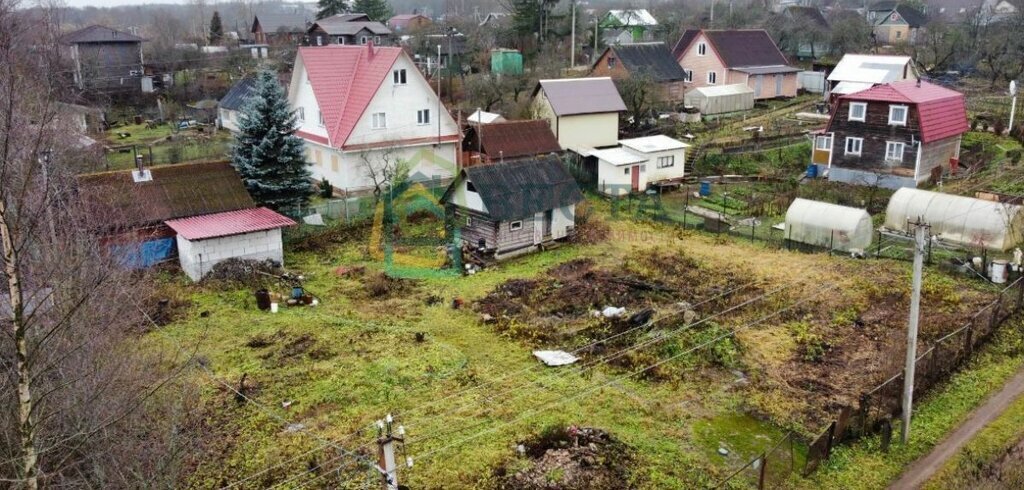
699, 181, 711, 196
806, 164, 818, 178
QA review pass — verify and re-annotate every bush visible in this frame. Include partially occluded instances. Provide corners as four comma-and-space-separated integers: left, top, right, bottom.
319, 178, 333, 198
1008, 150, 1022, 164
994, 119, 1006, 135
972, 118, 981, 131
167, 144, 183, 164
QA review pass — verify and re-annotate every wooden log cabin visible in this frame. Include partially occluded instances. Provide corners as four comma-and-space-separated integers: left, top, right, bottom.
440, 156, 584, 260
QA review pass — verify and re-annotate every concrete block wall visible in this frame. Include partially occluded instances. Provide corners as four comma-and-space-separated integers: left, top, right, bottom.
176, 229, 284, 281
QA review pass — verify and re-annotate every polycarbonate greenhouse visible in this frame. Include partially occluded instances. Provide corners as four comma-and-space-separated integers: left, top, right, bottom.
784, 198, 873, 252
884, 188, 1024, 251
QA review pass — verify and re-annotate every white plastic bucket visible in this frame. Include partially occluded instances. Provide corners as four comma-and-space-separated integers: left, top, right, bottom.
991, 260, 1008, 284
270, 303, 279, 313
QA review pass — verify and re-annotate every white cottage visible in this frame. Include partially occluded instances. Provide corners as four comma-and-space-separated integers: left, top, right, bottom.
531, 77, 626, 153
165, 207, 296, 281
591, 147, 649, 197
288, 44, 461, 193
619, 135, 688, 184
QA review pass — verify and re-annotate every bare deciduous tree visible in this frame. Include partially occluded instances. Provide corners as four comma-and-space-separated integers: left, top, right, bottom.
1, 2, 198, 487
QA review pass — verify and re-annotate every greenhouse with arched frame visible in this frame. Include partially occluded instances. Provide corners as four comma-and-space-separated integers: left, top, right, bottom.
784, 198, 873, 252
883, 188, 1024, 251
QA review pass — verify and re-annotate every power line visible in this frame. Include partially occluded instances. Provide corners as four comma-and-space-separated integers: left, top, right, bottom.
412, 283, 837, 462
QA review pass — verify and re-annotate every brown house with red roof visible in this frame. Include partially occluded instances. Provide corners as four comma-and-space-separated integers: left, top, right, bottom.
671, 29, 799, 100
812, 80, 968, 189
463, 120, 562, 166
388, 14, 431, 32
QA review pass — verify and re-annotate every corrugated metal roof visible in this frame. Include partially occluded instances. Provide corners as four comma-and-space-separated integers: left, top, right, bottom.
591, 147, 649, 166
602, 43, 689, 82
313, 19, 391, 35
442, 156, 584, 221
77, 161, 256, 230
619, 135, 689, 153
467, 110, 505, 124
471, 120, 562, 159
165, 207, 296, 240
831, 81, 875, 95
840, 80, 968, 143
61, 25, 145, 44
535, 78, 627, 116
605, 9, 659, 26
297, 45, 402, 148
219, 76, 257, 111
731, 65, 802, 75
828, 54, 913, 84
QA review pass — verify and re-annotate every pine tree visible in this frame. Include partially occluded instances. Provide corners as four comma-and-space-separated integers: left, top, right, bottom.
232, 70, 314, 215
317, 0, 348, 19
352, 0, 393, 23
209, 11, 223, 44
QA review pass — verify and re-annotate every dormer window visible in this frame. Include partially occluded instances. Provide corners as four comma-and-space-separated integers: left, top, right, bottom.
393, 69, 407, 85
697, 42, 707, 56
848, 102, 867, 122
888, 105, 908, 126
608, 56, 617, 68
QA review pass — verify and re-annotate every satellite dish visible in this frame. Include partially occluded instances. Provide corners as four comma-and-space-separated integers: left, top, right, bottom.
1012, 80, 1018, 96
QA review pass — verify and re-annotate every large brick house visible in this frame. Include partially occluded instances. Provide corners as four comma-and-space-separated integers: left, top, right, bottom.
671, 29, 799, 100
590, 42, 689, 105
811, 80, 968, 189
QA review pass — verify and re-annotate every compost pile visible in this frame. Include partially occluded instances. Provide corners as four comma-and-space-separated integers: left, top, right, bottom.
201, 258, 282, 287
475, 254, 751, 350
493, 426, 634, 490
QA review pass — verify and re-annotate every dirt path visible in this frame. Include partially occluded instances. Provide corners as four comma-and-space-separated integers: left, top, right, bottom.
888, 369, 1024, 489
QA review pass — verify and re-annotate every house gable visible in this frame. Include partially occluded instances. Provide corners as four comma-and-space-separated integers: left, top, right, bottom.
288, 56, 330, 144
344, 52, 459, 150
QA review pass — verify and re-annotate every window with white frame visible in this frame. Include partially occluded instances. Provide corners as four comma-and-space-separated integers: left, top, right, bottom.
885, 141, 905, 162
683, 69, 693, 82
417, 109, 430, 125
372, 112, 387, 129
707, 71, 717, 84
816, 135, 832, 151
888, 105, 908, 126
393, 69, 407, 85
848, 102, 867, 122
317, 110, 324, 127
845, 137, 863, 156
657, 155, 675, 168
509, 221, 523, 231
697, 42, 707, 56
360, 36, 368, 44
374, 36, 381, 44
297, 107, 305, 122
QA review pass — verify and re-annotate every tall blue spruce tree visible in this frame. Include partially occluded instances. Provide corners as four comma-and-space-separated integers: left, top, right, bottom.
232, 70, 313, 215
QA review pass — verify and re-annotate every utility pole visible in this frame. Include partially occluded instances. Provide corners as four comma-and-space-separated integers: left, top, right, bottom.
902, 220, 928, 443
376, 414, 409, 490
710, 0, 715, 27
593, 20, 599, 64
437, 44, 442, 146
570, 0, 576, 68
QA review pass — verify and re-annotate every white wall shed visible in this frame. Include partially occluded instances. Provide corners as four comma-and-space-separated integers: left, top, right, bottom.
684, 83, 755, 115
591, 147, 649, 196
884, 188, 1024, 251
785, 198, 873, 252
165, 207, 296, 281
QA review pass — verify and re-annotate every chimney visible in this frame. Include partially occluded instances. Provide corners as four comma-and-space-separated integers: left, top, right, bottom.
367, 39, 374, 58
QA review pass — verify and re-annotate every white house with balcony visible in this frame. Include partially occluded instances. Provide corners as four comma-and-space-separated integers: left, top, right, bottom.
288, 44, 461, 193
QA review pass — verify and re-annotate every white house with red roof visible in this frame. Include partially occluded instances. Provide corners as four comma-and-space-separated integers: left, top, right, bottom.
811, 80, 969, 189
288, 44, 461, 192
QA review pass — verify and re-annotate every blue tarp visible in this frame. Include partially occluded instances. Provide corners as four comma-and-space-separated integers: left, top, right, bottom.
112, 237, 176, 269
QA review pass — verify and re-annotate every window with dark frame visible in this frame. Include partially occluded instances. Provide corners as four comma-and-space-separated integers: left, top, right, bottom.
509, 221, 523, 231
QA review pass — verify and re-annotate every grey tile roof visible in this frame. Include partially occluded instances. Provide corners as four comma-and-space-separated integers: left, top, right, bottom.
442, 156, 584, 221
534, 77, 627, 116
312, 17, 392, 35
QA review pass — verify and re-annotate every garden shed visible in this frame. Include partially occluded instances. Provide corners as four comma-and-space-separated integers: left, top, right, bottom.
683, 83, 754, 115
884, 188, 1024, 251
784, 198, 873, 252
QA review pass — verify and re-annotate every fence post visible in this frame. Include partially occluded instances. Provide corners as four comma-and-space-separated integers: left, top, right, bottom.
758, 453, 767, 490
683, 187, 690, 230
1018, 277, 1024, 312
927, 235, 933, 265
751, 221, 756, 242
876, 231, 882, 258
965, 322, 974, 355
830, 229, 835, 256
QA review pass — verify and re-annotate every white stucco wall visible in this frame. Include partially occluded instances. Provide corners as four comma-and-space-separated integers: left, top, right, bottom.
304, 140, 457, 191
288, 60, 330, 142
176, 229, 284, 281
447, 177, 488, 213
631, 148, 685, 183
598, 160, 647, 196
219, 108, 241, 132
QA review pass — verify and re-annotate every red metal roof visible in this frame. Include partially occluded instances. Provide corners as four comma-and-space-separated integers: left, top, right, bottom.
839, 80, 968, 143
165, 207, 296, 241
297, 45, 403, 148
